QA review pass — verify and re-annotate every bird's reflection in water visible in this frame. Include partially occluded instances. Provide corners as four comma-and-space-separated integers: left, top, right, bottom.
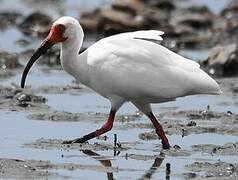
138, 152, 166, 180
82, 150, 170, 180
82, 149, 114, 180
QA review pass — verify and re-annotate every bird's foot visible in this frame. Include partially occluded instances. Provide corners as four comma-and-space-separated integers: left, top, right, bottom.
162, 141, 170, 150
62, 138, 85, 144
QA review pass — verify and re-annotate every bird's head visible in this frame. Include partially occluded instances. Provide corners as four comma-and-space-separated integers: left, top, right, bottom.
21, 16, 83, 88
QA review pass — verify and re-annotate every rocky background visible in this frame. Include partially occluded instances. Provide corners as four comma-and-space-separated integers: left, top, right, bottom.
1, 0, 238, 78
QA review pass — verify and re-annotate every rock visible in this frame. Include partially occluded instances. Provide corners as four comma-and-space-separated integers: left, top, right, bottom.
14, 93, 46, 103
226, 15, 238, 33
139, 8, 170, 28
0, 86, 21, 99
187, 5, 211, 14
0, 12, 22, 30
170, 9, 214, 31
203, 43, 238, 76
79, 0, 171, 38
221, 0, 238, 17
140, 0, 175, 12
18, 12, 52, 37
0, 85, 49, 111
98, 9, 141, 36
168, 7, 215, 49
112, 0, 142, 16
79, 9, 101, 34
216, 0, 238, 44
0, 49, 22, 70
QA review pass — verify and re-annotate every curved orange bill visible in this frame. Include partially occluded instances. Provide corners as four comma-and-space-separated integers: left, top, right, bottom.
21, 39, 54, 88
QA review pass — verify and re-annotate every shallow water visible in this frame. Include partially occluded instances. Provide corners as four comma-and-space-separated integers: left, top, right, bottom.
1, 0, 237, 179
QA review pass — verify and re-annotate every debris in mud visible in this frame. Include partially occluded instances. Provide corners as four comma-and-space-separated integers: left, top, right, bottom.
18, 12, 52, 37
185, 161, 238, 179
0, 12, 22, 30
0, 158, 66, 179
191, 142, 238, 156
0, 85, 49, 111
23, 138, 128, 152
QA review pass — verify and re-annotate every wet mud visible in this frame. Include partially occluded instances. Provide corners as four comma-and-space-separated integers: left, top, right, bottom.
0, 157, 120, 179
1, 76, 238, 179
184, 161, 238, 180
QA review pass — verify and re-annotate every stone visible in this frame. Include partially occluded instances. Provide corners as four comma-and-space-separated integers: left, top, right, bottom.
170, 9, 214, 31
79, 9, 101, 34
98, 9, 140, 37
221, 0, 238, 17
112, 0, 142, 16
18, 12, 52, 37
203, 43, 238, 76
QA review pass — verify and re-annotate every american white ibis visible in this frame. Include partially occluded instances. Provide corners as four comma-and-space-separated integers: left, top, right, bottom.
21, 16, 222, 149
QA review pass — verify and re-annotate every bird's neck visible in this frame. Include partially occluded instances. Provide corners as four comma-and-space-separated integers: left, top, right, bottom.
60, 33, 82, 69
60, 35, 90, 85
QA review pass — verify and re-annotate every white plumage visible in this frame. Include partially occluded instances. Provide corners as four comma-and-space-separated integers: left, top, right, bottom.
58, 17, 221, 111
23, 16, 222, 149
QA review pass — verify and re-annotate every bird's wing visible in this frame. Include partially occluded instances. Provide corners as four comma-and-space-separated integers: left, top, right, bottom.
85, 38, 220, 102
102, 30, 164, 42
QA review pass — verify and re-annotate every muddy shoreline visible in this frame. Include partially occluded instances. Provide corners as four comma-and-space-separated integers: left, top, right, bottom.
1, 76, 238, 179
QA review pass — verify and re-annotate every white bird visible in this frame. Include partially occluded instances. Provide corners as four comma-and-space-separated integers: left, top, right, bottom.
21, 16, 222, 149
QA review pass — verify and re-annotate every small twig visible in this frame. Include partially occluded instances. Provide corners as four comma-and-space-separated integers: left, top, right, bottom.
114, 134, 117, 148
166, 163, 171, 180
